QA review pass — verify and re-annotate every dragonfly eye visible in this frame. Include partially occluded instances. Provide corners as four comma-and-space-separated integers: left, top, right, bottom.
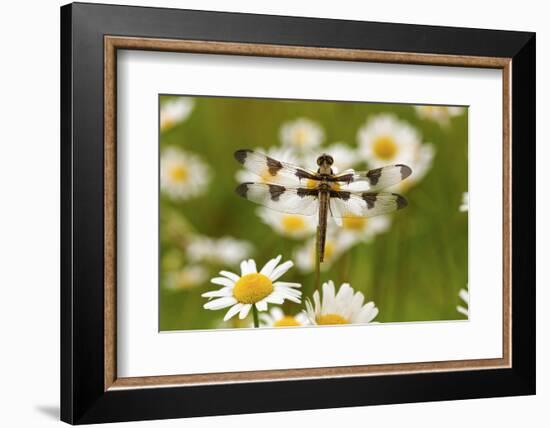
317, 154, 334, 166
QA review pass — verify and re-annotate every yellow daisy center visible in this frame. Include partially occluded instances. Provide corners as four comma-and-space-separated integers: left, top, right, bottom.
317, 313, 349, 325
274, 316, 301, 327
281, 215, 306, 232
343, 215, 367, 231
373, 135, 398, 160
293, 128, 308, 146
233, 273, 274, 304
169, 165, 189, 183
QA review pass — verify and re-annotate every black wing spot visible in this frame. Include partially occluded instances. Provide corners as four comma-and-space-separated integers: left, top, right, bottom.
366, 168, 382, 186
268, 184, 286, 201
234, 149, 252, 164
329, 173, 354, 184
266, 156, 283, 176
361, 193, 377, 209
297, 188, 318, 198
330, 190, 351, 200
235, 183, 249, 198
394, 193, 408, 209
397, 164, 412, 180
295, 169, 317, 181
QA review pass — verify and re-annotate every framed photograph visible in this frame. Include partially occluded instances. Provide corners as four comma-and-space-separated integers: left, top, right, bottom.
61, 2, 535, 424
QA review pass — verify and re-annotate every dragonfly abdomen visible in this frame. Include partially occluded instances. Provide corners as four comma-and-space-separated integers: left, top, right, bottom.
318, 186, 329, 263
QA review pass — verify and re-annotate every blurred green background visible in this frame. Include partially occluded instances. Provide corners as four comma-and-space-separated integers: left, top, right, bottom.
159, 95, 468, 331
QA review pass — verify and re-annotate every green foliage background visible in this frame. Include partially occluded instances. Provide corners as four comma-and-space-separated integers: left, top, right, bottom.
159, 95, 468, 331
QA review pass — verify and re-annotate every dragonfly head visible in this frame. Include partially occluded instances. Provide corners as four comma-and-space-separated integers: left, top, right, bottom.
316, 154, 334, 168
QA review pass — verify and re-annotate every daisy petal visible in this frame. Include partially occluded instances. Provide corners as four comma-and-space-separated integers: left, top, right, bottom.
274, 281, 301, 288
273, 289, 301, 303
255, 300, 268, 312
283, 288, 303, 297
240, 260, 250, 276
362, 301, 375, 312
305, 300, 313, 316
322, 281, 336, 313
313, 290, 321, 314
260, 255, 282, 277
223, 303, 243, 321
201, 288, 232, 298
348, 291, 365, 318
269, 260, 294, 281
365, 307, 379, 323
211, 277, 234, 287
239, 304, 252, 319
219, 270, 240, 282
286, 295, 301, 304
336, 283, 352, 300
357, 304, 378, 323
204, 297, 237, 310
266, 294, 285, 305
457, 305, 469, 316
275, 286, 302, 298
247, 259, 257, 273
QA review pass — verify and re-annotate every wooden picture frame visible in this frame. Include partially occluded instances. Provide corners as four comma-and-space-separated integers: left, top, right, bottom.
61, 2, 535, 424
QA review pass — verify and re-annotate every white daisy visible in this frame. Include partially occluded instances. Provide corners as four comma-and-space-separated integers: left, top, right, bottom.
357, 114, 422, 167
202, 256, 302, 321
337, 214, 392, 244
459, 192, 469, 212
235, 146, 299, 184
160, 97, 194, 131
294, 231, 355, 272
186, 235, 253, 266
304, 281, 379, 325
256, 207, 317, 239
160, 147, 211, 200
414, 105, 466, 127
259, 307, 310, 327
279, 118, 324, 152
165, 265, 208, 291
457, 287, 469, 317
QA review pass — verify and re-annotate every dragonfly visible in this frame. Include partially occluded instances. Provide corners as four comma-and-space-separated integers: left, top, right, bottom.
234, 149, 411, 262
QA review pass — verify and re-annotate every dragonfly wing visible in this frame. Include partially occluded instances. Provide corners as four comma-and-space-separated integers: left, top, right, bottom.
329, 191, 408, 218
235, 149, 319, 186
236, 183, 319, 216
333, 164, 412, 192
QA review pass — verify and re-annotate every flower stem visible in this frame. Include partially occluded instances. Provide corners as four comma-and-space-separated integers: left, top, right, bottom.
252, 305, 259, 328
340, 249, 352, 284
314, 226, 321, 292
